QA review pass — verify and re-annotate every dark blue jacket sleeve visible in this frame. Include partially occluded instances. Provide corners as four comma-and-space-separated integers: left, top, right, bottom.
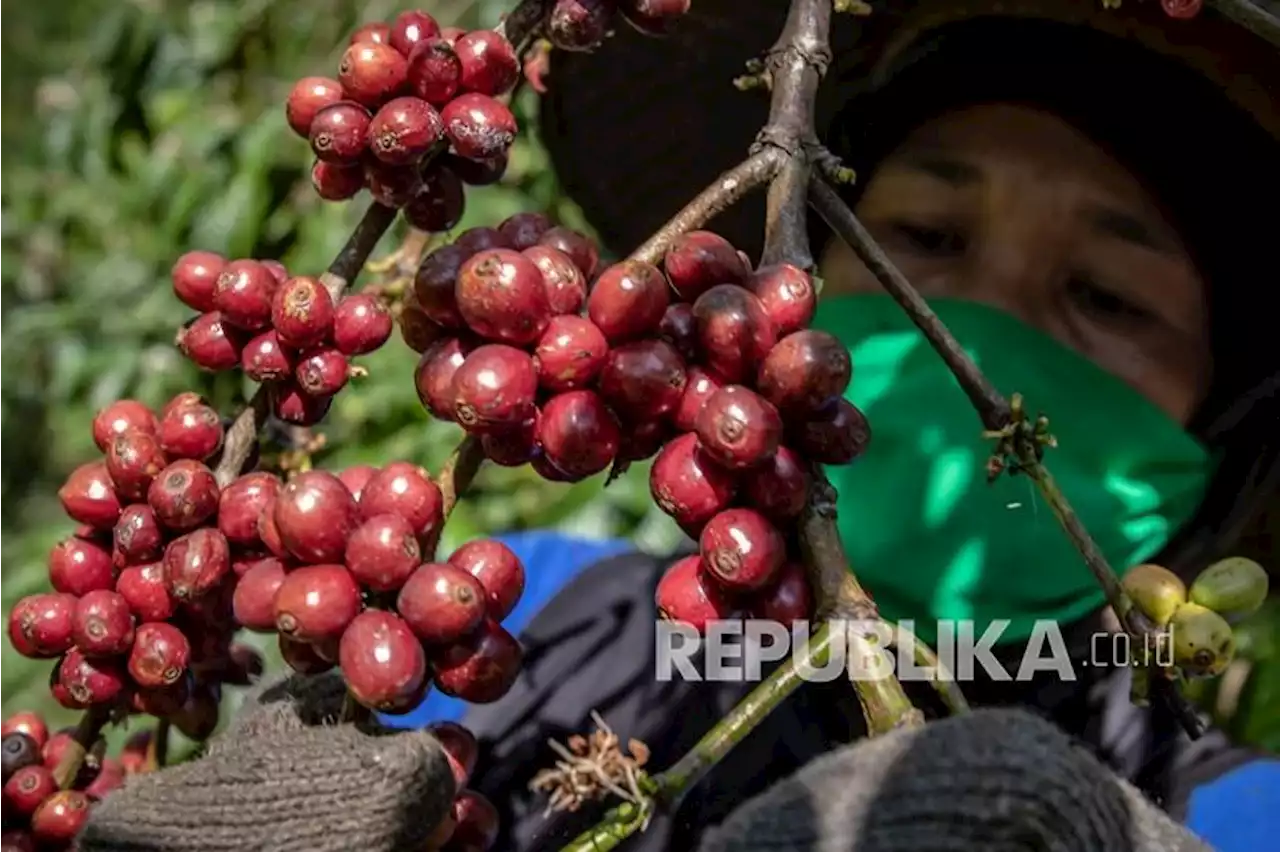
377, 530, 632, 729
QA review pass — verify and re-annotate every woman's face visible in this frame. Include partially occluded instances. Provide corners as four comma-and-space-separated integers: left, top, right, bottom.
822, 103, 1211, 424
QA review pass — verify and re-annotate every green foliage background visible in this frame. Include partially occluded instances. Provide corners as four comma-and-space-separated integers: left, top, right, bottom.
1, 0, 1274, 756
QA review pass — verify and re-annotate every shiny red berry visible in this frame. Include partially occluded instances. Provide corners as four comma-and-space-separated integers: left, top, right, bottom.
757, 329, 852, 411
414, 243, 471, 328
171, 251, 226, 313
537, 390, 620, 479
447, 538, 525, 621
30, 790, 90, 846
649, 433, 737, 531
163, 528, 231, 602
242, 332, 297, 383
310, 101, 373, 164
345, 514, 421, 592
71, 590, 135, 656
398, 562, 487, 645
3, 765, 57, 817
547, 0, 615, 51
271, 380, 334, 425
311, 160, 366, 201
447, 151, 508, 185
787, 397, 871, 465
115, 562, 176, 623
699, 508, 786, 592
1161, 0, 1202, 20
664, 231, 749, 301
695, 385, 782, 470
286, 76, 345, 138
399, 297, 447, 353
588, 260, 671, 343
111, 507, 164, 572
533, 315, 609, 392
655, 555, 735, 633
692, 284, 777, 383
441, 93, 517, 161
92, 399, 159, 453
359, 462, 443, 537
414, 336, 475, 420
59, 461, 123, 530
57, 647, 127, 707
128, 622, 190, 687
455, 225, 512, 254
368, 96, 442, 165
274, 470, 358, 564
658, 302, 699, 362
232, 557, 287, 633
279, 634, 335, 675
340, 610, 427, 712
597, 339, 687, 421
217, 472, 280, 548
147, 459, 219, 531
432, 618, 522, 703
618, 419, 674, 463
338, 465, 378, 501
480, 418, 539, 467
50, 534, 115, 596
332, 295, 390, 360
521, 245, 585, 315
7, 594, 76, 659
389, 9, 441, 55
454, 30, 519, 96
620, 0, 691, 34
274, 564, 361, 643
272, 275, 336, 350
745, 445, 810, 520
350, 22, 392, 46
672, 366, 723, 432
158, 400, 223, 461
748, 264, 815, 336
105, 430, 167, 501
407, 38, 462, 105
425, 721, 478, 787
537, 226, 598, 278
295, 348, 350, 397
452, 344, 538, 434
338, 43, 408, 107
751, 561, 812, 624
499, 212, 552, 251
214, 259, 279, 331
403, 165, 466, 233
450, 789, 500, 850
178, 312, 245, 371
456, 248, 551, 345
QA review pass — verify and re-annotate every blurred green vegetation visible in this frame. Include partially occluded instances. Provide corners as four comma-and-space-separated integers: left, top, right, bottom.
0, 0, 1274, 759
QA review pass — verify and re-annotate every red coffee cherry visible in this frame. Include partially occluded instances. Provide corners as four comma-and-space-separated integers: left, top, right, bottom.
456, 248, 551, 345
407, 38, 462, 105
271, 381, 334, 426
403, 165, 466, 233
214, 259, 280, 332
7, 594, 76, 659
664, 231, 749, 301
658, 302, 699, 363
345, 514, 421, 592
368, 96, 442, 165
272, 275, 336, 350
50, 533, 115, 596
449, 789, 500, 851
1161, 0, 1202, 20
432, 618, 522, 703
757, 329, 852, 412
128, 622, 191, 688
147, 459, 219, 532
273, 470, 358, 564
748, 264, 815, 336
454, 30, 519, 96
547, 0, 616, 51
286, 76, 345, 138
338, 43, 409, 107
309, 101, 373, 164
398, 562, 487, 645
480, 417, 540, 467
71, 590, 135, 657
262, 260, 289, 285
499, 212, 553, 251
340, 610, 428, 712
58, 461, 123, 530
232, 557, 287, 633
750, 561, 812, 624
278, 634, 335, 675
448, 151, 508, 186
522, 245, 588, 317
30, 790, 91, 846
115, 562, 176, 623
3, 765, 57, 817
530, 451, 578, 483
425, 721, 478, 787
655, 555, 734, 633
692, 284, 777, 383
787, 397, 872, 465
311, 160, 366, 201
537, 226, 598, 278
597, 339, 688, 421
620, 0, 692, 35
537, 390, 621, 479
163, 528, 231, 602
440, 93, 517, 161
618, 419, 674, 463
452, 344, 538, 434
171, 251, 226, 313
745, 445, 810, 521
274, 564, 362, 643
157, 401, 223, 461
695, 385, 782, 470
649, 433, 737, 531
672, 366, 724, 432
447, 538, 526, 621
178, 312, 246, 372
2, 714, 48, 750
217, 472, 281, 548
389, 9, 441, 56
455, 225, 512, 254
359, 462, 444, 540
587, 260, 671, 343
92, 399, 159, 454
295, 348, 351, 397
414, 243, 471, 328
105, 430, 167, 501
699, 508, 786, 593
112, 504, 165, 568
338, 465, 378, 501
533, 315, 609, 392
414, 337, 475, 421
399, 298, 446, 353
57, 647, 128, 707
350, 21, 392, 46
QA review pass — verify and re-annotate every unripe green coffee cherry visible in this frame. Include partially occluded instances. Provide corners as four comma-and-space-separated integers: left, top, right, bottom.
1121, 563, 1186, 627
1189, 557, 1269, 623
1169, 602, 1235, 678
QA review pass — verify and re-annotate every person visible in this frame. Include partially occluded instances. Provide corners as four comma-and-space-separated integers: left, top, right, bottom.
382, 2, 1280, 851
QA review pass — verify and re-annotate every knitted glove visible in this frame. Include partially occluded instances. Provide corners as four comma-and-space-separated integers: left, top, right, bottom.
78, 672, 456, 852
698, 708, 1210, 852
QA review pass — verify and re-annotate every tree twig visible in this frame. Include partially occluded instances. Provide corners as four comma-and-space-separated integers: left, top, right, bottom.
422, 435, 486, 559
145, 719, 171, 771
319, 201, 399, 302
213, 388, 270, 488
495, 0, 553, 49
53, 704, 109, 789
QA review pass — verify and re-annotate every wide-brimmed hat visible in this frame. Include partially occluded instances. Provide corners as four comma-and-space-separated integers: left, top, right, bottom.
537, 0, 1280, 572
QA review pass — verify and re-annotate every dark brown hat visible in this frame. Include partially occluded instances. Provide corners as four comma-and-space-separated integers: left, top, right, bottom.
538, 0, 1280, 260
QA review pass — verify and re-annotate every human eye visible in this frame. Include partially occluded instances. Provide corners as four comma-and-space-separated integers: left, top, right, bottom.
1065, 274, 1156, 325
889, 221, 968, 258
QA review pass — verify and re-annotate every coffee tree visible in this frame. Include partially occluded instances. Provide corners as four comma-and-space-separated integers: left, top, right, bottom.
2, 0, 1270, 849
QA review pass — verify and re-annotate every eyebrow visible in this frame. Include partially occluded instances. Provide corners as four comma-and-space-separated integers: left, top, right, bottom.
898, 154, 1178, 255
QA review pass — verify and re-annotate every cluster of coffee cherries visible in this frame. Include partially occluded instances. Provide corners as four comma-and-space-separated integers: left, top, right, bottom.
172, 251, 392, 425
7, 395, 266, 732
2, 705, 160, 847
408, 223, 864, 630
285, 9, 519, 217
419, 721, 499, 851
545, 0, 693, 49
234, 464, 525, 716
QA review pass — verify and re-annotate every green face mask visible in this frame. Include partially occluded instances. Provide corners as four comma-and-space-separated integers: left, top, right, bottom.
811, 294, 1216, 645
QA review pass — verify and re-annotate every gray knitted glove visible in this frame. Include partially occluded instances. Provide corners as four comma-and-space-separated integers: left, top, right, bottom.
78, 672, 456, 852
699, 708, 1210, 852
